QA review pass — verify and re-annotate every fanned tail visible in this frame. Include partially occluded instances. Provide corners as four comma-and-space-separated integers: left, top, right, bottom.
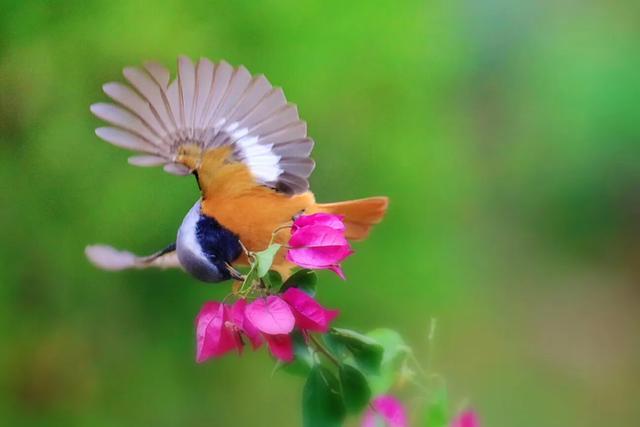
314, 196, 389, 241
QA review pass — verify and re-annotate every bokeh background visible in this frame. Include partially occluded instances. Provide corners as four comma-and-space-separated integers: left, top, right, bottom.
1, 1, 639, 426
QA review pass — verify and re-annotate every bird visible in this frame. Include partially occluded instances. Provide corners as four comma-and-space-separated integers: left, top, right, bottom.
85, 56, 388, 283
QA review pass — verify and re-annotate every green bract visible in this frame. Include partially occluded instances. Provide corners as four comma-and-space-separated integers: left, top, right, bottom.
254, 243, 282, 278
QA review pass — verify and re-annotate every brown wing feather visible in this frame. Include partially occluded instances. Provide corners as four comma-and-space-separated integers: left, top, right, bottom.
92, 56, 315, 194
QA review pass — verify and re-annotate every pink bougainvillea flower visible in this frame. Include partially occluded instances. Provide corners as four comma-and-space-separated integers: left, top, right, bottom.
263, 333, 294, 362
291, 213, 346, 233
362, 395, 408, 427
229, 299, 263, 350
242, 296, 296, 362
245, 296, 296, 335
451, 410, 480, 427
282, 287, 339, 333
195, 302, 239, 363
287, 213, 354, 279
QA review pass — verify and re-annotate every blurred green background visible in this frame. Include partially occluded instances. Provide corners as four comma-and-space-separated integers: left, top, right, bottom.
1, 0, 639, 426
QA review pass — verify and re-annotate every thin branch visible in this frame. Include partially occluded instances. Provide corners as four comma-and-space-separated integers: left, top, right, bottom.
309, 334, 341, 367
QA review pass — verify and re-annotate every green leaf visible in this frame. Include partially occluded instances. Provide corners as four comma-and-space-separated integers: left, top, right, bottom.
366, 329, 411, 395
281, 269, 317, 295
424, 387, 448, 427
367, 329, 410, 364
322, 334, 349, 362
241, 263, 258, 289
339, 364, 371, 414
303, 366, 346, 427
254, 243, 282, 277
328, 328, 384, 375
264, 270, 283, 290
279, 332, 315, 377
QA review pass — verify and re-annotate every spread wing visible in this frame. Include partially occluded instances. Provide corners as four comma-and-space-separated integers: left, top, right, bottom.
91, 56, 315, 194
85, 243, 180, 271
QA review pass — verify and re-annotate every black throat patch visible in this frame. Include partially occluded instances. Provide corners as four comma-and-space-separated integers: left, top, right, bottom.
195, 214, 243, 273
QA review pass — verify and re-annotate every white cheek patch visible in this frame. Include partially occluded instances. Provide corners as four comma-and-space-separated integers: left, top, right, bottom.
177, 200, 209, 264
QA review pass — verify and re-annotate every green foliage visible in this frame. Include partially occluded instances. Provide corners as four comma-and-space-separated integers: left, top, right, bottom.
254, 243, 282, 278
277, 332, 315, 378
264, 270, 283, 291
303, 366, 346, 427
326, 328, 384, 375
338, 364, 371, 414
368, 329, 409, 364
280, 269, 317, 296
242, 262, 259, 290
424, 387, 448, 427
279, 328, 400, 424
366, 328, 410, 395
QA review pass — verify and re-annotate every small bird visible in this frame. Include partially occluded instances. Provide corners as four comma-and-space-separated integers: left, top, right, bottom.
86, 56, 388, 282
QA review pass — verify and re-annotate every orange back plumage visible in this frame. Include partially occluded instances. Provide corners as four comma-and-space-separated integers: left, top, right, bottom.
190, 147, 387, 274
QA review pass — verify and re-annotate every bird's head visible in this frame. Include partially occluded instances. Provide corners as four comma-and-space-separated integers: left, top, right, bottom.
176, 199, 243, 283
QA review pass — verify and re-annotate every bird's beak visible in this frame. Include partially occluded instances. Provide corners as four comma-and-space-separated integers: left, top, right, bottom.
225, 263, 245, 282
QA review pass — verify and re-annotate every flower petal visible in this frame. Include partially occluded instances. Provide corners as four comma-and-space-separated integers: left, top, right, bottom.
230, 299, 263, 349
292, 213, 346, 233
195, 302, 238, 363
287, 244, 353, 266
282, 288, 339, 332
245, 296, 296, 335
451, 410, 481, 427
361, 395, 408, 427
289, 225, 349, 249
328, 264, 346, 280
264, 334, 294, 362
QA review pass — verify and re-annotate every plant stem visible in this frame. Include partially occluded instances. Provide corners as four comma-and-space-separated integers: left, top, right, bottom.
270, 224, 292, 246
309, 334, 341, 367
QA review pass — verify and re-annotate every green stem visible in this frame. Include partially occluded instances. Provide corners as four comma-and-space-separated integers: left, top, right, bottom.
309, 334, 341, 367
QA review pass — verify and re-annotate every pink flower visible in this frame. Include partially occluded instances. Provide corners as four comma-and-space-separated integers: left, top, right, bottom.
195, 292, 338, 364
263, 333, 294, 362
195, 302, 239, 363
195, 299, 272, 362
291, 213, 346, 232
362, 395, 408, 427
286, 213, 354, 279
451, 410, 480, 427
244, 296, 296, 362
282, 287, 339, 333
245, 296, 296, 335
229, 299, 263, 350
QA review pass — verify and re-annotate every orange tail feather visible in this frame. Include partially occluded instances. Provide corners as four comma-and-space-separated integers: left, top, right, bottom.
313, 196, 389, 241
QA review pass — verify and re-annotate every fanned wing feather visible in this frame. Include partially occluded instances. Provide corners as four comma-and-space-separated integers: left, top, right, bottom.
95, 127, 160, 153
193, 58, 215, 131
90, 103, 158, 143
178, 56, 196, 133
102, 83, 167, 138
127, 155, 167, 166
92, 56, 315, 194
